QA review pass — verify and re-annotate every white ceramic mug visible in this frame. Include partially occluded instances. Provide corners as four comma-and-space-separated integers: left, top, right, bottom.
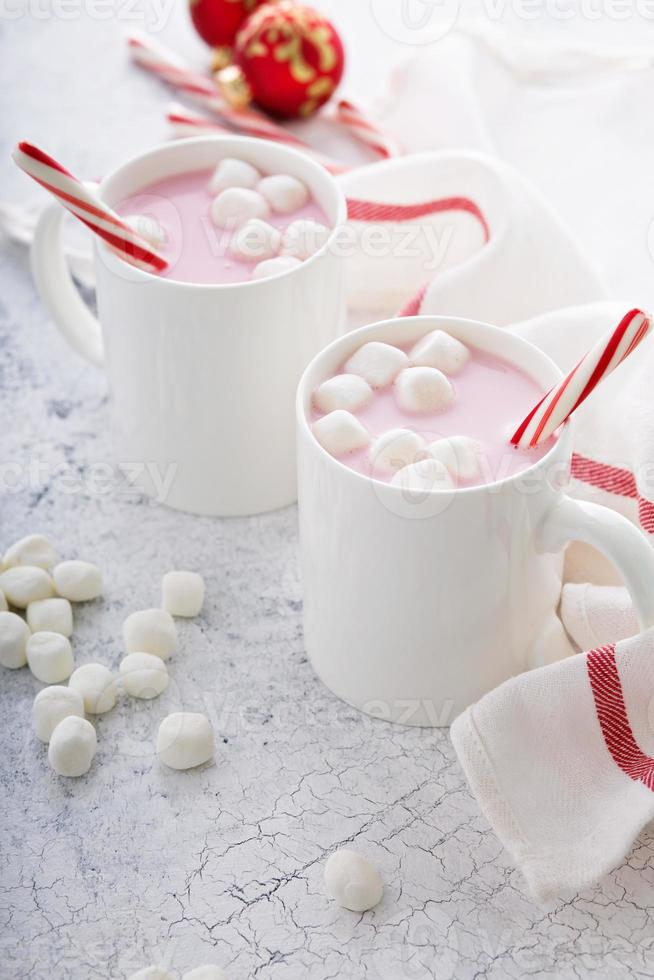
31, 136, 347, 516
297, 315, 654, 726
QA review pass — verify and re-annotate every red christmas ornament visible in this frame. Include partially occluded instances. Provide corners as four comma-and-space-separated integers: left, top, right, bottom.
217, 1, 345, 119
188, 0, 266, 60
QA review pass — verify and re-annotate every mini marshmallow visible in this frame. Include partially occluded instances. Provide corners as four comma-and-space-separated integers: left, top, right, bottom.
313, 374, 373, 414
324, 849, 383, 912
48, 716, 97, 778
282, 218, 330, 260
369, 428, 426, 473
128, 970, 175, 980
0, 565, 54, 608
120, 652, 169, 699
27, 597, 73, 637
228, 218, 281, 261
157, 712, 214, 770
52, 560, 102, 601
69, 663, 117, 714
428, 435, 485, 481
33, 685, 85, 742
209, 157, 260, 195
391, 458, 454, 494
258, 173, 309, 213
162, 571, 205, 618
312, 410, 370, 457
183, 968, 229, 980
123, 608, 177, 660
410, 329, 470, 375
0, 611, 30, 669
210, 187, 269, 228
3, 533, 57, 570
394, 366, 454, 414
124, 214, 167, 249
251, 255, 301, 280
27, 632, 74, 684
344, 342, 409, 389
0, 589, 6, 612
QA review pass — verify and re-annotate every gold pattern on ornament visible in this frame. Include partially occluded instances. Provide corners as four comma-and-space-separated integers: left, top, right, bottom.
299, 76, 335, 116
240, 7, 338, 85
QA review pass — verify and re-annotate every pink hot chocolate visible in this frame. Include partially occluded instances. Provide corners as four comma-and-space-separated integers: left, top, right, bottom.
310, 334, 556, 488
115, 167, 329, 284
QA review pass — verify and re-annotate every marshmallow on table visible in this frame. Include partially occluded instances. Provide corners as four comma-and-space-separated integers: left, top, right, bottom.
0, 589, 6, 612
69, 663, 117, 714
410, 329, 470, 375
162, 571, 205, 618
123, 608, 177, 660
313, 374, 373, 414
324, 849, 383, 912
211, 187, 269, 228
0, 611, 30, 669
394, 366, 454, 414
391, 457, 454, 494
251, 255, 301, 280
27, 632, 74, 684
258, 173, 309, 213
124, 214, 167, 249
127, 970, 175, 980
209, 157, 260, 195
52, 560, 102, 601
0, 566, 54, 608
33, 685, 85, 742
157, 712, 214, 770
120, 652, 169, 699
48, 716, 97, 778
183, 968, 229, 980
282, 218, 330, 260
312, 410, 370, 457
228, 218, 281, 261
370, 428, 427, 473
428, 435, 485, 481
27, 597, 73, 636
345, 342, 409, 389
3, 533, 57, 570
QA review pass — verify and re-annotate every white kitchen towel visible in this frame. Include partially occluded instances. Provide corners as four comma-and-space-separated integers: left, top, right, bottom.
450, 627, 654, 903
561, 583, 640, 651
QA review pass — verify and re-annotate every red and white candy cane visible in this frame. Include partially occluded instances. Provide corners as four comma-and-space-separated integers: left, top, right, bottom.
511, 308, 652, 449
12, 142, 168, 274
333, 99, 401, 159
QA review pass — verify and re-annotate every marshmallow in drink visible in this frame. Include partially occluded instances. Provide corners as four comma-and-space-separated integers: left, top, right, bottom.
162, 570, 205, 618
370, 428, 426, 473
0, 565, 54, 608
409, 329, 470, 375
69, 663, 117, 714
123, 608, 177, 660
394, 367, 454, 414
391, 457, 454, 494
282, 218, 330, 260
324, 849, 383, 912
33, 685, 85, 742
3, 533, 57, 570
228, 218, 281, 261
27, 632, 74, 684
27, 597, 73, 636
157, 712, 214, 770
313, 374, 373, 414
48, 716, 97, 778
183, 968, 229, 980
209, 157, 260, 195
0, 589, 6, 612
128, 970, 175, 980
251, 255, 302, 280
258, 174, 309, 213
124, 214, 167, 249
344, 342, 409, 389
120, 652, 169, 699
428, 435, 485, 481
0, 610, 30, 668
52, 560, 102, 601
312, 410, 370, 457
210, 187, 269, 228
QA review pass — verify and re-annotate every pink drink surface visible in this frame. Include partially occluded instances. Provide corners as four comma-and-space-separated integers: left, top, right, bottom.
311, 343, 556, 487
115, 168, 329, 284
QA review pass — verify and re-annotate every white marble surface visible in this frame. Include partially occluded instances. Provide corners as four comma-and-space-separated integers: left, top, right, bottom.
3, 4, 654, 978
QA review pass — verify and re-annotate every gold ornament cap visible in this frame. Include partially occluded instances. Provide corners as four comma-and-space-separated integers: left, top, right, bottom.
211, 46, 233, 72
215, 65, 253, 110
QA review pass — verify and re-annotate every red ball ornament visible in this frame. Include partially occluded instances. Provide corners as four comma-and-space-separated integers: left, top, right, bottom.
218, 1, 345, 119
188, 0, 265, 51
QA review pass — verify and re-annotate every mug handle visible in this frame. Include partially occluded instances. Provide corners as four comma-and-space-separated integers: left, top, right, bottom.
540, 494, 654, 630
30, 198, 104, 366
